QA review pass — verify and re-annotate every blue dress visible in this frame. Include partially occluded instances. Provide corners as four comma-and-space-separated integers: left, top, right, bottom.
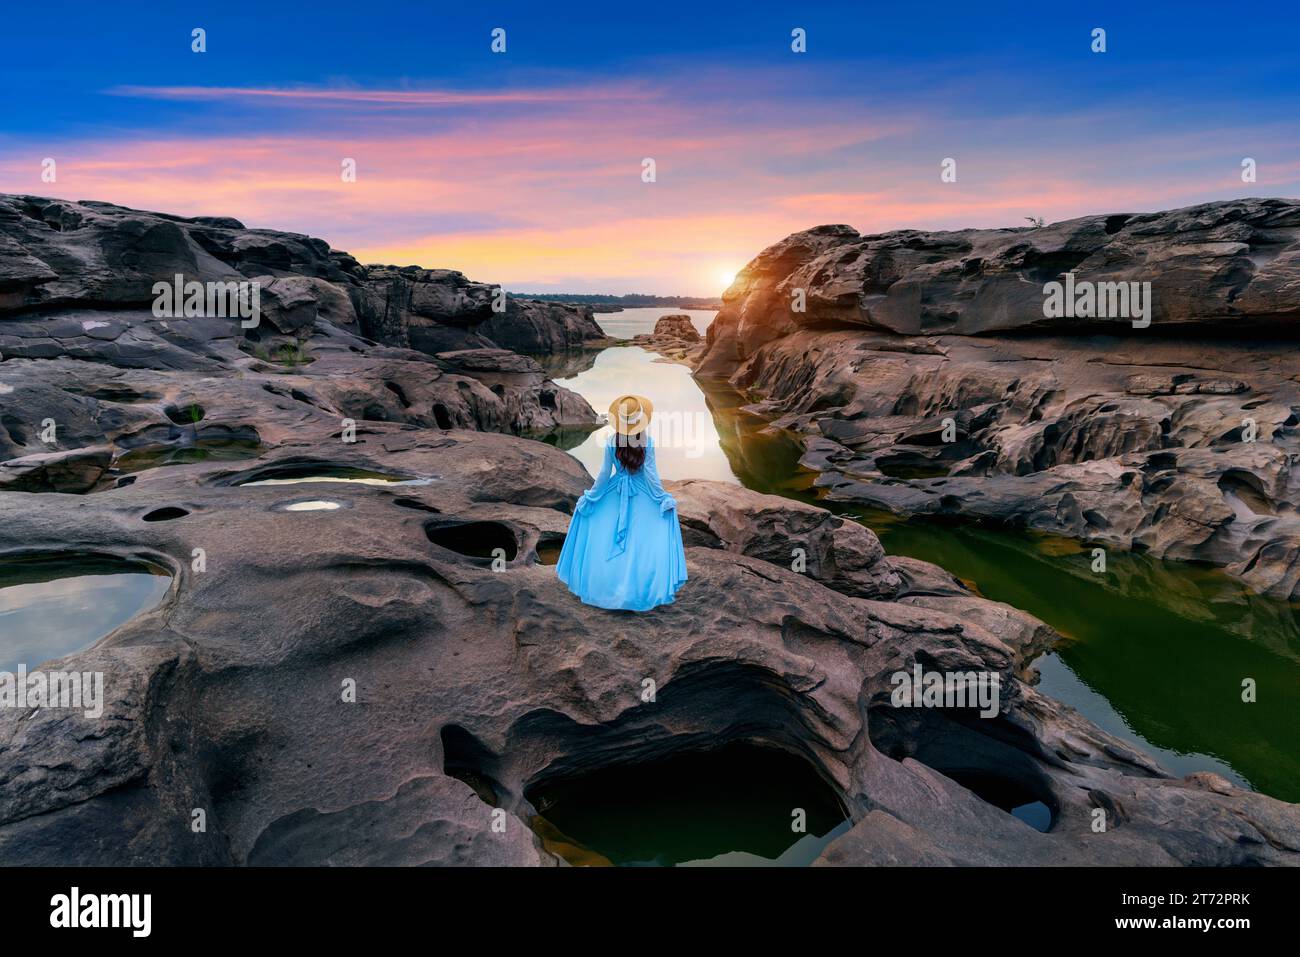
557, 435, 688, 611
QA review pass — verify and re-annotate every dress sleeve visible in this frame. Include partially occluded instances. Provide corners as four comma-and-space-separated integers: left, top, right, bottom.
575, 438, 615, 513
643, 438, 677, 514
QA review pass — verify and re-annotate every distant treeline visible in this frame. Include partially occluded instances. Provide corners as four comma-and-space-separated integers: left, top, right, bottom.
514, 293, 723, 311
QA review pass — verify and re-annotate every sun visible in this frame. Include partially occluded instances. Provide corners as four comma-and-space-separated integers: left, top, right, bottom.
717, 268, 737, 289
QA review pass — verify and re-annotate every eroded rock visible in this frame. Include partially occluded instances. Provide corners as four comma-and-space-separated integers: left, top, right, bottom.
690, 199, 1300, 598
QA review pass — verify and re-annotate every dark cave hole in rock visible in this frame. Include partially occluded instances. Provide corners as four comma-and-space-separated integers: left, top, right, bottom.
67, 384, 157, 403
425, 520, 519, 562
1023, 249, 1092, 284
940, 770, 1054, 832
164, 402, 205, 425
142, 506, 189, 522
441, 725, 502, 807
0, 554, 172, 673
1145, 451, 1179, 472
392, 497, 441, 514
431, 403, 453, 430
525, 741, 850, 866
899, 426, 961, 448
869, 706, 1058, 833
1103, 214, 1132, 235
876, 453, 951, 480
2, 415, 28, 446
1082, 508, 1110, 529
535, 533, 565, 565
116, 476, 136, 488
1218, 469, 1275, 515
539, 390, 557, 410
384, 381, 411, 408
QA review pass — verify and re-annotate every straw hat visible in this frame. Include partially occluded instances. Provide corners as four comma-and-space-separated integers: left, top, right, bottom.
608, 394, 653, 435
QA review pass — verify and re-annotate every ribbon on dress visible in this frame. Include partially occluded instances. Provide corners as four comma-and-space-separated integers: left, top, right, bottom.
610, 474, 634, 559
574, 470, 677, 561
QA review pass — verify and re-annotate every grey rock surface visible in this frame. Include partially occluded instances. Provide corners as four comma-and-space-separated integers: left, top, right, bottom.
0, 194, 606, 353
2, 196, 1297, 868
693, 199, 1300, 598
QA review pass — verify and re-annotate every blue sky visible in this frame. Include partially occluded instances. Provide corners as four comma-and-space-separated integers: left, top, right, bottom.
2, 1, 1297, 293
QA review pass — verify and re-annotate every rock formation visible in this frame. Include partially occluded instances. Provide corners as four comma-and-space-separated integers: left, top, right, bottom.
0, 195, 606, 353
2, 451, 1297, 865
695, 199, 1300, 599
0, 194, 604, 485
631, 314, 707, 365
2, 196, 1297, 867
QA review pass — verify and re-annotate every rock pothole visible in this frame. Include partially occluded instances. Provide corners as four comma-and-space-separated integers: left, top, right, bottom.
277, 500, 344, 512
113, 429, 262, 475
0, 554, 172, 672
869, 706, 1059, 832
163, 401, 205, 425
535, 533, 565, 565
239, 465, 415, 487
441, 724, 504, 808
425, 520, 519, 563
525, 740, 849, 866
141, 506, 189, 522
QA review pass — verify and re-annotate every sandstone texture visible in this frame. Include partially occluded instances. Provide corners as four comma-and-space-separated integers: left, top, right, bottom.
0, 194, 606, 353
2, 197, 1298, 867
695, 199, 1300, 599
2, 454, 1298, 865
631, 314, 708, 365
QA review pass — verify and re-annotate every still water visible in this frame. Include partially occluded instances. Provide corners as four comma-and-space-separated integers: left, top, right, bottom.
0, 557, 172, 673
529, 742, 850, 867
555, 308, 733, 481
558, 309, 1300, 809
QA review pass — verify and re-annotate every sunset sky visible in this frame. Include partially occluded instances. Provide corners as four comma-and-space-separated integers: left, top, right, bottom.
2, 1, 1298, 295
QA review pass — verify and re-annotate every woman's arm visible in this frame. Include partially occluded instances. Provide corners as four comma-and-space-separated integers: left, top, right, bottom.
575, 437, 615, 512
642, 438, 677, 513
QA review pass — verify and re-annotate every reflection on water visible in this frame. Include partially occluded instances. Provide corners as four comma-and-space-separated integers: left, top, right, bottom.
554, 345, 739, 484
247, 476, 400, 487
243, 471, 433, 487
0, 557, 171, 672
558, 341, 1300, 803
850, 516, 1300, 801
282, 500, 342, 511
590, 307, 716, 340
114, 437, 262, 474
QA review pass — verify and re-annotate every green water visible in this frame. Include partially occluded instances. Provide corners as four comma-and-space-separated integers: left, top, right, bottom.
560, 341, 1300, 806
113, 437, 261, 475
856, 515, 1300, 800
528, 742, 849, 866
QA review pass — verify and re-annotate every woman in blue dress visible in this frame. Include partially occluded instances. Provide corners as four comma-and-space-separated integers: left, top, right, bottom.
557, 394, 688, 611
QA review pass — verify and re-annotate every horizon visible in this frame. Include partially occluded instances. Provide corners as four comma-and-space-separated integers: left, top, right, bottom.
2, 1, 1299, 295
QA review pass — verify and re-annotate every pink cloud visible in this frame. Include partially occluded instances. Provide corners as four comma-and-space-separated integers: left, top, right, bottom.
106, 83, 658, 107
3, 77, 1297, 294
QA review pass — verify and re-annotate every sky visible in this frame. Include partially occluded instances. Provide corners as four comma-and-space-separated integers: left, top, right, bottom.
1, 1, 1298, 295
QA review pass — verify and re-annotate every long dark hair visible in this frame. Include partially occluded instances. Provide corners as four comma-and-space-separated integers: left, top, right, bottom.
614, 430, 646, 473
